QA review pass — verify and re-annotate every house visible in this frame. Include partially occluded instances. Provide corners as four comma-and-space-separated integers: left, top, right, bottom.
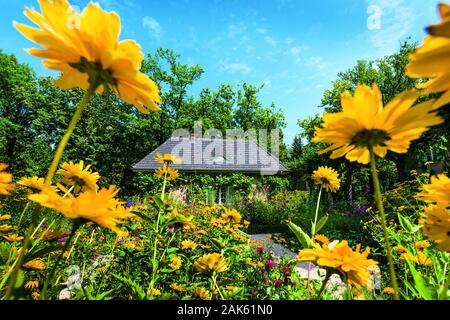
132, 135, 289, 205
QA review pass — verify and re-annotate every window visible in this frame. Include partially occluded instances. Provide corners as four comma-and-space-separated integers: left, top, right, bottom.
215, 187, 227, 205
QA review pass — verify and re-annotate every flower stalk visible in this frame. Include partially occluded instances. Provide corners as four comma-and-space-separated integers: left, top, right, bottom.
369, 149, 399, 300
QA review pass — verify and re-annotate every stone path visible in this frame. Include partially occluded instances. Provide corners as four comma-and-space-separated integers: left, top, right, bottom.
250, 234, 346, 298
249, 234, 381, 298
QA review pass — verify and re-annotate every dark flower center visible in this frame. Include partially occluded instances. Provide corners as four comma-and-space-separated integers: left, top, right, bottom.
351, 129, 391, 148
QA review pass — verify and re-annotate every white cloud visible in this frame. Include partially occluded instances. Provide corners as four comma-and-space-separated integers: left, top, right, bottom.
264, 36, 277, 47
227, 22, 247, 38
256, 28, 267, 34
142, 16, 161, 39
219, 61, 252, 74
304, 57, 326, 71
284, 37, 296, 45
365, 0, 416, 55
284, 46, 304, 57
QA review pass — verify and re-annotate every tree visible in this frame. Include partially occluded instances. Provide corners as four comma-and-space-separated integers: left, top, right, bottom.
318, 40, 445, 182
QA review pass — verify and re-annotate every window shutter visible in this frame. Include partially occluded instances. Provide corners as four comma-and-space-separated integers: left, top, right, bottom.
226, 187, 234, 205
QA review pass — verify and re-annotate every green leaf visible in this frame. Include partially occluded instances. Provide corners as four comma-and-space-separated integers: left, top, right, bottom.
286, 221, 311, 249
154, 196, 164, 208
111, 273, 146, 300
406, 261, 436, 300
397, 213, 420, 233
24, 244, 62, 262
315, 215, 329, 234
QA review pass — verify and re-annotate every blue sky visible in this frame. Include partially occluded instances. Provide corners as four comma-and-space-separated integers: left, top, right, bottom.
0, 0, 441, 145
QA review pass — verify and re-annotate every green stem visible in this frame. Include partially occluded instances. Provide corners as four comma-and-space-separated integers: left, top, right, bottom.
41, 221, 81, 300
16, 202, 30, 231
149, 168, 169, 291
316, 270, 332, 300
369, 150, 400, 300
3, 206, 40, 299
312, 186, 323, 237
44, 85, 96, 185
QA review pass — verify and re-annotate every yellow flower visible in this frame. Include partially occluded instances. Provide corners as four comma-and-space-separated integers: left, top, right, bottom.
29, 186, 133, 237
400, 251, 432, 266
170, 283, 186, 292
417, 174, 450, 208
420, 205, 450, 252
211, 217, 226, 226
383, 287, 395, 295
17, 176, 54, 193
147, 288, 161, 296
57, 161, 100, 192
192, 287, 211, 300
0, 225, 16, 232
0, 163, 14, 195
38, 228, 66, 241
181, 240, 198, 250
313, 234, 330, 245
257, 261, 264, 268
25, 280, 39, 289
14, 0, 160, 113
3, 234, 24, 242
416, 251, 433, 266
169, 256, 182, 270
312, 84, 444, 164
193, 253, 228, 275
23, 259, 46, 270
225, 285, 238, 291
155, 152, 182, 164
246, 260, 257, 268
312, 166, 340, 192
154, 165, 179, 181
0, 214, 11, 221
296, 240, 378, 289
221, 208, 242, 223
415, 241, 431, 250
32, 292, 41, 300
394, 244, 408, 254
406, 3, 450, 109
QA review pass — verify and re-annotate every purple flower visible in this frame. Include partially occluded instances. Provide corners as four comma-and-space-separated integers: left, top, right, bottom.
41, 223, 49, 229
280, 266, 290, 273
357, 206, 368, 214
265, 260, 275, 268
273, 279, 283, 286
168, 227, 175, 233
291, 281, 297, 286
256, 247, 265, 253
248, 289, 256, 295
57, 237, 66, 243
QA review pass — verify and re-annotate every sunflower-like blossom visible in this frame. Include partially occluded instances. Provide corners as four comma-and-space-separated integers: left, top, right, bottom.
406, 3, 450, 109
193, 253, 228, 275
14, 0, 160, 113
57, 161, 100, 192
417, 174, 450, 208
0, 163, 14, 195
29, 185, 133, 237
296, 240, 378, 289
312, 84, 444, 164
312, 166, 341, 192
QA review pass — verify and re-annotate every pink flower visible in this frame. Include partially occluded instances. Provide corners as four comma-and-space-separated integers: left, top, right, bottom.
273, 279, 283, 286
280, 266, 290, 273
265, 260, 275, 268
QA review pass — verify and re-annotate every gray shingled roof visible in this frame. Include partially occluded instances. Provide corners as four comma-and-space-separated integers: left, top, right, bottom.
132, 137, 289, 175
